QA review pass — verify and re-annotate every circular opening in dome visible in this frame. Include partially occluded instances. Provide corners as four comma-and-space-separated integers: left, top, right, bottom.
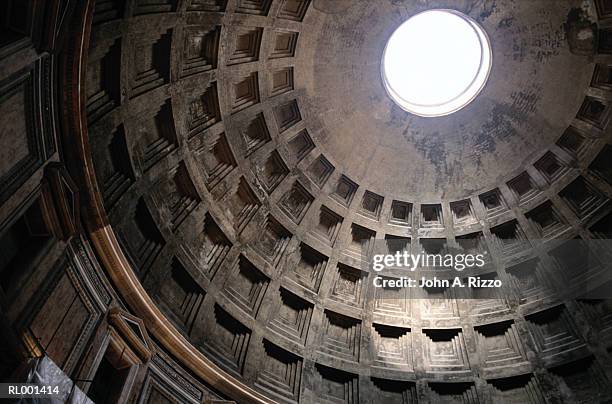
382, 9, 492, 117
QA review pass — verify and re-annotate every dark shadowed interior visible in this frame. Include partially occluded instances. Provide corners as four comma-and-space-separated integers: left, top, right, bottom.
2, 0, 612, 403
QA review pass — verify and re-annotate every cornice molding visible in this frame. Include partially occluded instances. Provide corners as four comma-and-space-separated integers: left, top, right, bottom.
58, 2, 270, 402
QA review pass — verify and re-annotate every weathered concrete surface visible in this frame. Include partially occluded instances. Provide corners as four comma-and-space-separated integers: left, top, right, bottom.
299, 0, 594, 200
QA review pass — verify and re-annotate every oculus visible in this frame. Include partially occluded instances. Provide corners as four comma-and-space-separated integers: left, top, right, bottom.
382, 9, 492, 117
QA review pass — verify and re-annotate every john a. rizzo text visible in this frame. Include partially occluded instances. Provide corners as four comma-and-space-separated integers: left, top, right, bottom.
373, 276, 503, 288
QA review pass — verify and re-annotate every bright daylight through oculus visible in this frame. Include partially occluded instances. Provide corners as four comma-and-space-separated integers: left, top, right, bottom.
382, 9, 492, 117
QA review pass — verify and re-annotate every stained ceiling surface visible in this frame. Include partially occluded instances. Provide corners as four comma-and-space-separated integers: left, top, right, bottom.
301, 0, 592, 200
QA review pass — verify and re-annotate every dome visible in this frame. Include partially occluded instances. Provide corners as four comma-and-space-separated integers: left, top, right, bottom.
1, 0, 612, 403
